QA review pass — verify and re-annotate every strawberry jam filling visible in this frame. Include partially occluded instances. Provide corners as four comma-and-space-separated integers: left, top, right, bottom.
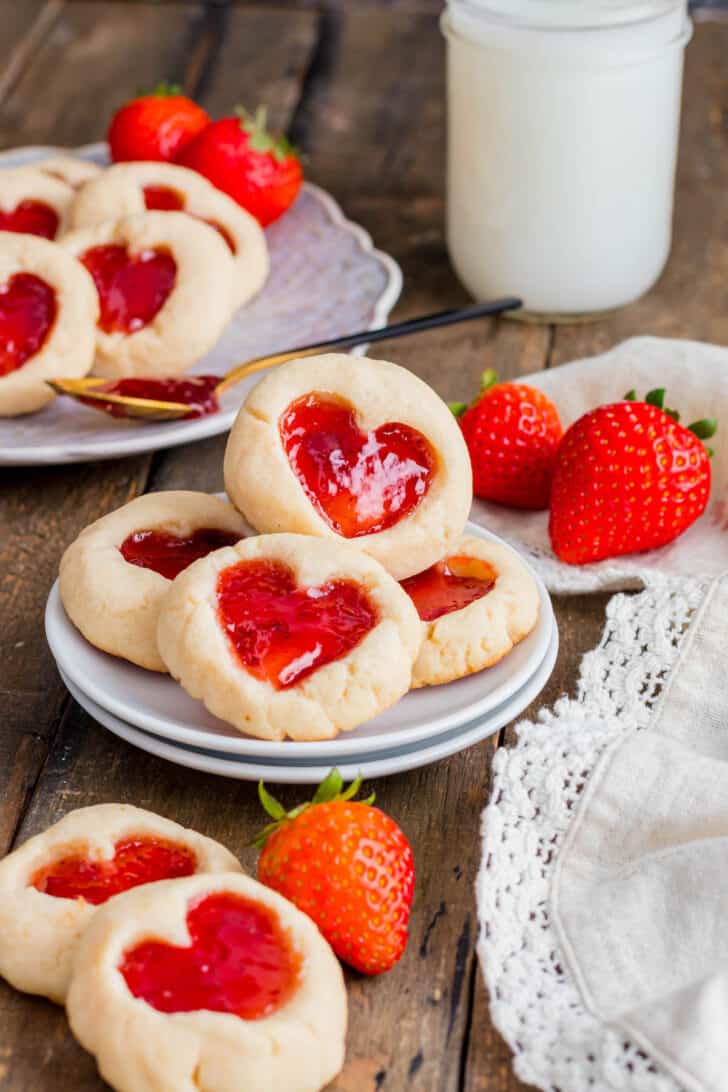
142, 185, 185, 211
120, 892, 301, 1020
80, 244, 177, 334
142, 186, 236, 253
0, 273, 57, 377
120, 526, 242, 580
82, 375, 220, 419
30, 836, 196, 905
279, 393, 436, 538
0, 200, 59, 240
400, 555, 496, 622
217, 558, 378, 689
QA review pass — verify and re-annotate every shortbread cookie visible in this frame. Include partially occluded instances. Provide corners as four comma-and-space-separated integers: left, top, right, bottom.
0, 232, 98, 416
224, 354, 473, 581
401, 534, 540, 687
60, 211, 235, 378
0, 804, 241, 1003
157, 532, 422, 740
34, 155, 103, 190
67, 871, 347, 1092
71, 162, 269, 308
60, 491, 250, 672
0, 166, 74, 239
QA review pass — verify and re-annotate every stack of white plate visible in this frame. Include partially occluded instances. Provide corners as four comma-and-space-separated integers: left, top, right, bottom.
45, 526, 558, 784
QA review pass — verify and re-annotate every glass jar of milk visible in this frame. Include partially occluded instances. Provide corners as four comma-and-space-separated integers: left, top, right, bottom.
442, 1, 692, 318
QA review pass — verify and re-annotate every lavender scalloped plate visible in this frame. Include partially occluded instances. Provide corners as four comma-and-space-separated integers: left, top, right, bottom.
0, 142, 402, 466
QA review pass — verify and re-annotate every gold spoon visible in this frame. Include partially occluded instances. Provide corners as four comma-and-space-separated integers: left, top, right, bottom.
46, 297, 522, 423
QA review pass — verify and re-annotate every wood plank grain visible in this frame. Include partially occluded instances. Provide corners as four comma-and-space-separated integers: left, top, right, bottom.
290, 9, 445, 201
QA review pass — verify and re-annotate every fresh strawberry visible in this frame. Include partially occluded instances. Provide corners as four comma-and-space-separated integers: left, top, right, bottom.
178, 106, 303, 226
254, 771, 414, 975
108, 82, 210, 163
454, 370, 563, 509
549, 388, 716, 565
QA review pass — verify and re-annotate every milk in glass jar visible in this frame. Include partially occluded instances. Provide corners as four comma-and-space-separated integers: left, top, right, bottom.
442, 1, 692, 318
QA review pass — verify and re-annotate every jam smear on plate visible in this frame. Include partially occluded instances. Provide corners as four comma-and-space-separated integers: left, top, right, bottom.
217, 557, 378, 689
31, 836, 197, 905
120, 892, 301, 1020
0, 200, 59, 240
120, 526, 242, 580
81, 375, 221, 420
0, 273, 57, 377
401, 555, 496, 622
279, 393, 436, 538
80, 244, 177, 334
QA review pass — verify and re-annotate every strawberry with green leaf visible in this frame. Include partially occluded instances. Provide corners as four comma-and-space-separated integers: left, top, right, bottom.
549, 387, 717, 565
254, 770, 414, 975
178, 106, 303, 226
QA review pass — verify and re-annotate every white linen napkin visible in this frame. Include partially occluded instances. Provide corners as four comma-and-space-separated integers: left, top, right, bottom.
551, 572, 728, 1092
470, 336, 728, 593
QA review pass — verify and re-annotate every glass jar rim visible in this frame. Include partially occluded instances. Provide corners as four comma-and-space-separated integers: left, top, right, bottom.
444, 0, 686, 33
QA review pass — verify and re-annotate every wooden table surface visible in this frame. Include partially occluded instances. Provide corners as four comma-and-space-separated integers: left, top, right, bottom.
0, 4, 726, 1090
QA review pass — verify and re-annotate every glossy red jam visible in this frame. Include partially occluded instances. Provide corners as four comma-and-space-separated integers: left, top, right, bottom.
80, 244, 177, 334
142, 186, 235, 253
120, 892, 301, 1020
82, 375, 220, 420
217, 558, 378, 689
0, 273, 57, 377
280, 394, 436, 538
120, 526, 242, 580
400, 555, 496, 622
31, 836, 196, 905
0, 200, 59, 239
143, 185, 185, 211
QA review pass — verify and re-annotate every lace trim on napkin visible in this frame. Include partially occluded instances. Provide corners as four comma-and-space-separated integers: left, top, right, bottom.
477, 574, 708, 1092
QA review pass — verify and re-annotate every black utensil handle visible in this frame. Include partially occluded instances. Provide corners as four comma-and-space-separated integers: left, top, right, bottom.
296, 297, 522, 356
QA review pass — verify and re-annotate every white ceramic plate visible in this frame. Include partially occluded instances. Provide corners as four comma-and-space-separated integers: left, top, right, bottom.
59, 625, 558, 782
0, 143, 402, 466
45, 523, 555, 758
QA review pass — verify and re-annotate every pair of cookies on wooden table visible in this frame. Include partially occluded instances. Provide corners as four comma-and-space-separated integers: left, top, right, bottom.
60, 353, 540, 741
0, 159, 268, 416
0, 803, 346, 1092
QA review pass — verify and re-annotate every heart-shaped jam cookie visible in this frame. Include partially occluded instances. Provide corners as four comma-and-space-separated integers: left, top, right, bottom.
80, 244, 177, 334
217, 558, 378, 689
401, 555, 496, 622
0, 200, 59, 240
120, 892, 301, 1019
0, 273, 57, 377
120, 526, 242, 580
279, 393, 436, 538
31, 836, 196, 905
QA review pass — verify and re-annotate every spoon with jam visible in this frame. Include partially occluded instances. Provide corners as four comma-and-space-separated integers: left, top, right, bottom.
46, 297, 521, 422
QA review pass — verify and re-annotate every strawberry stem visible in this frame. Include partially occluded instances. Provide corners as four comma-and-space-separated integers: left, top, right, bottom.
249, 770, 375, 848
136, 80, 183, 98
480, 368, 498, 392
448, 401, 467, 418
235, 104, 299, 163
